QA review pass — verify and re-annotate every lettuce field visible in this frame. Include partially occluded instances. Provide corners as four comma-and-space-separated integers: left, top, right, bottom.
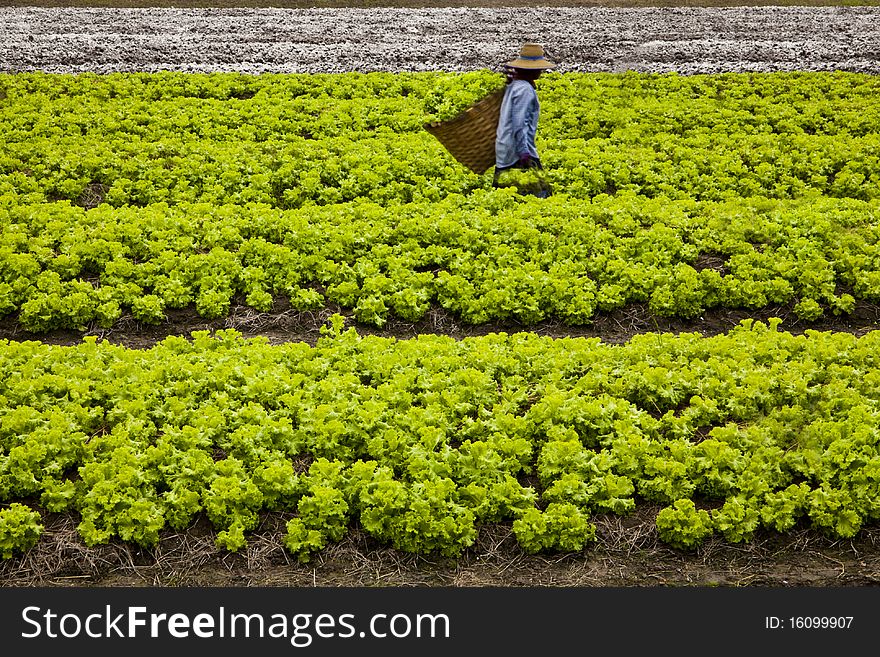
2, 35, 880, 586
3, 71, 880, 332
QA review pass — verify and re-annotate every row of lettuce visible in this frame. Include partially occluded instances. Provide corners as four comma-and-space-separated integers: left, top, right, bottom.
2, 192, 879, 331
1, 71, 879, 209
2, 70, 879, 561
1, 319, 879, 559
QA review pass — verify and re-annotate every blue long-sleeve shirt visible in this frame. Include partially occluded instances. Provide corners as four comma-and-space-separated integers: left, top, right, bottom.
495, 79, 540, 169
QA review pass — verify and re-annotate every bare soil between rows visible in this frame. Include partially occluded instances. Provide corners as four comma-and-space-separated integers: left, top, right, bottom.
3, 506, 880, 587
2, 298, 879, 349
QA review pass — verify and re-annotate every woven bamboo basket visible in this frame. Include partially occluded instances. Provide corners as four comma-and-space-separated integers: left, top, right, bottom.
423, 87, 506, 175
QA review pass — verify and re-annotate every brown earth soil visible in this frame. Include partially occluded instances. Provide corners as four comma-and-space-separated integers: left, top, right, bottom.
2, 297, 879, 350
3, 506, 880, 587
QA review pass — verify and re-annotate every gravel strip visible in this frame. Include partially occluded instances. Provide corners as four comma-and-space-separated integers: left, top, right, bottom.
1, 6, 878, 74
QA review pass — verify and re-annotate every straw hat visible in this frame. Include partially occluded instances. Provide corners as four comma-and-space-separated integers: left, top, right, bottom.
506, 43, 556, 70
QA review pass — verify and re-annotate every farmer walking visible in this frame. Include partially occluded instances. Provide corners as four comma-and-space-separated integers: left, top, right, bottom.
493, 43, 556, 197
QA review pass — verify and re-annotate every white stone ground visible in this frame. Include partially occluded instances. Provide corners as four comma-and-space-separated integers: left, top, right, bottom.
1, 6, 878, 74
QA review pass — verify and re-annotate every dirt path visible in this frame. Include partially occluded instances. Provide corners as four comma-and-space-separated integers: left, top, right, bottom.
2, 6, 879, 74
